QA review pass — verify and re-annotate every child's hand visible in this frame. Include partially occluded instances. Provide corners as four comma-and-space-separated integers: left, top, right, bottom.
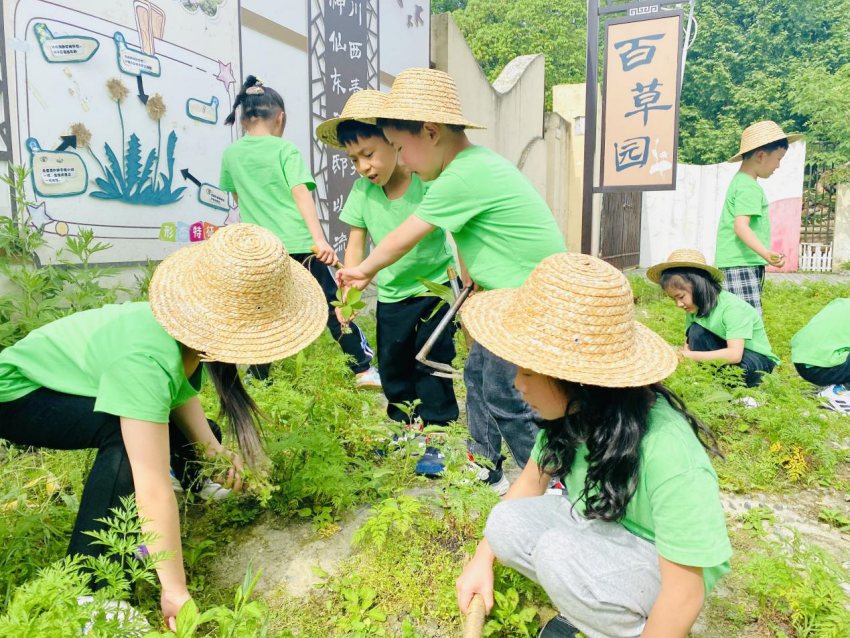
766, 251, 785, 268
312, 240, 337, 265
337, 267, 373, 291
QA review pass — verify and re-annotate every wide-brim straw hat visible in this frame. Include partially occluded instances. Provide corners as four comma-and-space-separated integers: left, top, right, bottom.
149, 223, 326, 364
462, 253, 678, 388
379, 68, 485, 130
316, 89, 387, 149
728, 120, 803, 162
646, 248, 723, 284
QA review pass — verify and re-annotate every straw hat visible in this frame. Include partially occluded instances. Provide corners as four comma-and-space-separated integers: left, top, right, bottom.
316, 89, 387, 149
646, 248, 723, 284
728, 120, 803, 163
379, 68, 484, 130
461, 253, 678, 388
149, 223, 326, 364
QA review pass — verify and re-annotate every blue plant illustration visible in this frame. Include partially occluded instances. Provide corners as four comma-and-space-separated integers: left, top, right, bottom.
88, 78, 185, 205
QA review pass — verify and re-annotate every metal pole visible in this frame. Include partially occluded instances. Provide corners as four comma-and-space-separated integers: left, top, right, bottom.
581, 0, 600, 255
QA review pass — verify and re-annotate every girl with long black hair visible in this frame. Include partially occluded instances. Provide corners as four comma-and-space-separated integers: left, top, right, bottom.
455, 253, 731, 638
648, 248, 779, 388
0, 224, 326, 629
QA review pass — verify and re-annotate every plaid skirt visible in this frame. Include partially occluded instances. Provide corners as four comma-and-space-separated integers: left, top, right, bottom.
721, 265, 765, 315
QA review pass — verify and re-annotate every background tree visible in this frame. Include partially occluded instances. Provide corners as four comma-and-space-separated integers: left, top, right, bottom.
435, 0, 850, 165
447, 0, 586, 110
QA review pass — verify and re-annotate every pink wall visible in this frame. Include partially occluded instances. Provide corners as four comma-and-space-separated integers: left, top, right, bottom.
768, 197, 803, 272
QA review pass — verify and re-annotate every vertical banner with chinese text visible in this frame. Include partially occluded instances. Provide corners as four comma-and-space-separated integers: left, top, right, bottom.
308, 0, 379, 258
600, 12, 682, 191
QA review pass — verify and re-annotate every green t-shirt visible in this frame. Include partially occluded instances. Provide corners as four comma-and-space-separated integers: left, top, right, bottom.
219, 136, 316, 253
413, 145, 566, 290
530, 394, 732, 593
685, 290, 780, 363
791, 298, 850, 368
0, 302, 200, 423
339, 175, 455, 302
715, 172, 770, 267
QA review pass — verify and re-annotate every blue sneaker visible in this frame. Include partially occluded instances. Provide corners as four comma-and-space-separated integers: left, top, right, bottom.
415, 446, 445, 477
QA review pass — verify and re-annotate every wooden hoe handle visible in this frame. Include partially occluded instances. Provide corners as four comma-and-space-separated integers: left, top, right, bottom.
463, 594, 486, 638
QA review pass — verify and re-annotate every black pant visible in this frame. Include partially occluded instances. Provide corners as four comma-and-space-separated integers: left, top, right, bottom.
250, 252, 373, 380
0, 388, 220, 559
377, 293, 459, 426
794, 358, 850, 386
687, 323, 776, 387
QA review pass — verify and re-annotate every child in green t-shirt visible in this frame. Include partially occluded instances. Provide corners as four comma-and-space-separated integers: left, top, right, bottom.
455, 253, 731, 638
336, 69, 566, 493
316, 90, 459, 470
220, 75, 378, 388
791, 298, 850, 414
0, 224, 327, 628
714, 121, 802, 316
648, 249, 779, 387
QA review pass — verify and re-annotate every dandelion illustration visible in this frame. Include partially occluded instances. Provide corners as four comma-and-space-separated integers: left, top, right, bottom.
107, 78, 129, 175
68, 122, 91, 148
69, 121, 106, 179
146, 94, 167, 187
145, 94, 166, 120
106, 78, 129, 102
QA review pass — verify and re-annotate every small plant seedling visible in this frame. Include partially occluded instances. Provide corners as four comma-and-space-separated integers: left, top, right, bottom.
331, 288, 366, 335
817, 508, 850, 531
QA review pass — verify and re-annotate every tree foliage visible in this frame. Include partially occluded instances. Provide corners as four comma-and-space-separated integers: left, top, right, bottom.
449, 0, 586, 110
435, 0, 850, 165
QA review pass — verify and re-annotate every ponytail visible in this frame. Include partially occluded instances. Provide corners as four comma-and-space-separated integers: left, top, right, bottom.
224, 74, 286, 126
204, 362, 267, 468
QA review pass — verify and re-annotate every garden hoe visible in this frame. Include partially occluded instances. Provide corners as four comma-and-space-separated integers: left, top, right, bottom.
463, 594, 487, 638
415, 282, 472, 380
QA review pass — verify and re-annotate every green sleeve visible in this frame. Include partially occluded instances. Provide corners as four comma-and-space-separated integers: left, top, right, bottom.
648, 468, 732, 569
94, 353, 175, 423
339, 179, 367, 228
413, 173, 477, 233
529, 430, 548, 467
219, 153, 235, 192
281, 147, 316, 192
719, 303, 755, 341
732, 181, 765, 218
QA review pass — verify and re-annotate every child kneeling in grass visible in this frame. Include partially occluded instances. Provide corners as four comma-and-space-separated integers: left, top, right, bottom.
455, 253, 731, 638
316, 90, 459, 473
648, 249, 779, 388
791, 297, 850, 414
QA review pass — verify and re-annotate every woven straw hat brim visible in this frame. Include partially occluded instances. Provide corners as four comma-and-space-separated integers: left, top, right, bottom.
316, 115, 378, 149
728, 120, 803, 162
461, 289, 679, 388
316, 89, 388, 149
149, 243, 326, 365
381, 68, 485, 130
377, 106, 485, 130
647, 260, 723, 284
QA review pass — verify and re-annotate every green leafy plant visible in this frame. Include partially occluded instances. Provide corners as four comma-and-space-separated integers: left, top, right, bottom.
483, 587, 538, 637
353, 496, 422, 549
331, 287, 367, 335
817, 508, 850, 532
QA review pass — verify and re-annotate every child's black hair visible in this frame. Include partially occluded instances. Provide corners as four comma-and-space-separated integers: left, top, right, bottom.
659, 267, 721, 318
375, 118, 465, 134
742, 137, 789, 161
537, 383, 722, 523
337, 120, 388, 147
224, 75, 286, 126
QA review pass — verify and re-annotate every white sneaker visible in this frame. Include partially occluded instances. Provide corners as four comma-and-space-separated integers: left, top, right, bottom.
198, 479, 231, 501
467, 461, 510, 496
355, 366, 382, 389
819, 384, 850, 415
78, 595, 150, 635
169, 470, 184, 494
